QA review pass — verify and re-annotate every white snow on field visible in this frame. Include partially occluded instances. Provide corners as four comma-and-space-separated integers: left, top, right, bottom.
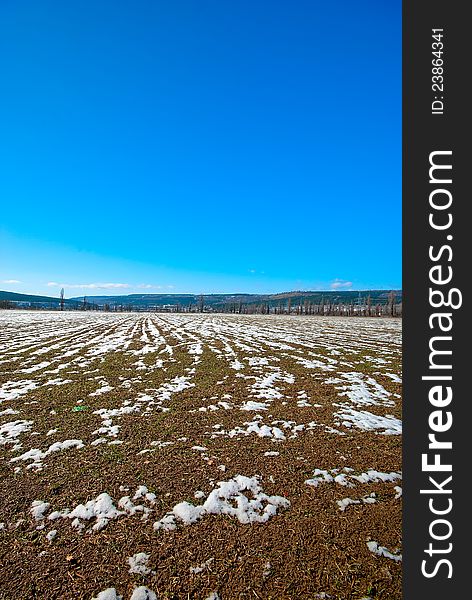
92, 589, 123, 600
154, 475, 289, 531
89, 381, 113, 396
296, 390, 314, 408
21, 361, 51, 373
292, 355, 337, 372
188, 342, 203, 355
337, 493, 377, 512
382, 372, 402, 383
209, 415, 317, 441
44, 378, 73, 386
210, 419, 286, 440
90, 374, 194, 441
92, 404, 138, 438
133, 486, 156, 502
250, 371, 289, 400
30, 500, 50, 520
305, 467, 402, 488
0, 420, 33, 446
335, 407, 402, 435
247, 357, 269, 366
367, 541, 402, 561
68, 493, 125, 531
0, 379, 37, 403
46, 529, 57, 542
128, 552, 151, 575
1, 310, 401, 576
326, 372, 394, 408
240, 400, 269, 411
30, 485, 158, 533
0, 408, 19, 416
11, 439, 84, 470
92, 589, 158, 600
0, 312, 400, 427
130, 588, 157, 600
190, 557, 214, 574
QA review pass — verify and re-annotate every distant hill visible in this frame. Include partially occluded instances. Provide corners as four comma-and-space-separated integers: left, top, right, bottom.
70, 289, 401, 309
0, 290, 80, 308
1, 289, 402, 311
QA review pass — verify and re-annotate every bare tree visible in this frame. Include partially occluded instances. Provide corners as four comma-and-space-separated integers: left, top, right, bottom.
60, 288, 65, 311
0, 300, 15, 309
388, 291, 396, 317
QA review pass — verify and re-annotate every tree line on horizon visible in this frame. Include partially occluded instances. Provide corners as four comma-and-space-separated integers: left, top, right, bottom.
0, 291, 401, 317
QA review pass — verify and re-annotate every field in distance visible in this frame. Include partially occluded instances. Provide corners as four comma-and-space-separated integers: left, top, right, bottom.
0, 311, 402, 600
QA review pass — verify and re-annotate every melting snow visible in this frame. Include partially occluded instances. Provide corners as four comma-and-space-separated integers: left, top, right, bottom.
190, 557, 214, 574
306, 468, 402, 488
130, 588, 157, 600
92, 589, 122, 600
11, 439, 84, 470
154, 475, 289, 531
335, 407, 402, 435
128, 552, 151, 575
337, 493, 376, 511
367, 541, 402, 562
0, 420, 33, 446
30, 501, 50, 520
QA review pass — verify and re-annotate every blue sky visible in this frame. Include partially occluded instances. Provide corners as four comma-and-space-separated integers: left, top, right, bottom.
0, 1, 401, 297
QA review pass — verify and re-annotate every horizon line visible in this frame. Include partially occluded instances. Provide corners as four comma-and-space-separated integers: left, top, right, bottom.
1, 287, 403, 300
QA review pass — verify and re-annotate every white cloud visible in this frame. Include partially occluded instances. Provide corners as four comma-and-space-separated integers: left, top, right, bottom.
47, 282, 130, 290
136, 284, 162, 289
46, 282, 172, 292
330, 279, 353, 290
1, 279, 21, 284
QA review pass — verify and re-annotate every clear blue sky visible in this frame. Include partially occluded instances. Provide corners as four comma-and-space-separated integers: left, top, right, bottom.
0, 0, 401, 297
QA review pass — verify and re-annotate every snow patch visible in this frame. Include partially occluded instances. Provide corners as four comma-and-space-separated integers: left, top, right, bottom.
367, 541, 402, 562
306, 467, 402, 488
128, 552, 151, 575
154, 475, 289, 531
